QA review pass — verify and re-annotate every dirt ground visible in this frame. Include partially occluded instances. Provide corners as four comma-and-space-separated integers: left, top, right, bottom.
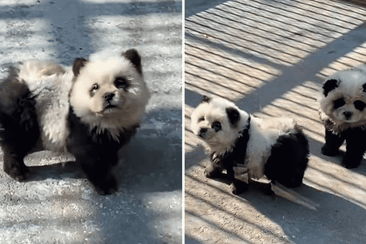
185, 0, 366, 243
0, 0, 182, 243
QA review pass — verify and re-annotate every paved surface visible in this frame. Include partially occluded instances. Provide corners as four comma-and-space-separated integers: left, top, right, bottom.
185, 0, 366, 243
0, 0, 182, 243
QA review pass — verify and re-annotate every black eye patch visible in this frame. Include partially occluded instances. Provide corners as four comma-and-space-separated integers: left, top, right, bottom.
114, 77, 130, 91
226, 107, 240, 127
212, 121, 222, 132
333, 98, 345, 109
354, 100, 366, 111
89, 83, 99, 97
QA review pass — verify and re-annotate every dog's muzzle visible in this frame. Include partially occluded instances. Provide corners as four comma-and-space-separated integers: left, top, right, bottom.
198, 128, 208, 138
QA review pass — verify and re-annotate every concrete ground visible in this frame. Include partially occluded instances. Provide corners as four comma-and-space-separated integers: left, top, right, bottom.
185, 0, 366, 243
0, 0, 182, 243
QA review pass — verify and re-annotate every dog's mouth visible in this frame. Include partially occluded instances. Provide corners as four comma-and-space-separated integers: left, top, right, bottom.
342, 116, 358, 123
105, 104, 117, 110
97, 104, 119, 115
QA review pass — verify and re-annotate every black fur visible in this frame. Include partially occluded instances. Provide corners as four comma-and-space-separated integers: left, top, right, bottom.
205, 116, 251, 194
321, 119, 366, 168
114, 77, 130, 91
333, 98, 345, 109
0, 68, 40, 180
323, 79, 339, 97
123, 49, 142, 75
72, 58, 87, 77
205, 117, 309, 194
211, 121, 222, 132
264, 126, 309, 188
201, 95, 211, 103
363, 83, 366, 93
354, 100, 366, 111
0, 65, 140, 195
67, 111, 139, 195
226, 107, 240, 127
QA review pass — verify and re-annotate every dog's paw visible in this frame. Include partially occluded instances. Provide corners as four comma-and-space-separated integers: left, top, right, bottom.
230, 181, 248, 195
204, 165, 221, 178
94, 176, 118, 195
263, 183, 275, 195
4, 165, 29, 182
342, 158, 361, 169
321, 144, 339, 156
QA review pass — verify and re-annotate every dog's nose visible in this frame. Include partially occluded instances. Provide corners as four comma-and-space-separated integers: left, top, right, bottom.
343, 111, 352, 119
104, 93, 115, 102
198, 128, 208, 137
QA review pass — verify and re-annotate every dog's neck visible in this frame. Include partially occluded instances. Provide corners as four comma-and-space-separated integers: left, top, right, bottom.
319, 110, 366, 133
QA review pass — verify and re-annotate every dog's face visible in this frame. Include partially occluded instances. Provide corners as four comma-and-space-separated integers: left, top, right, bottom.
319, 68, 366, 124
70, 49, 150, 127
190, 96, 248, 149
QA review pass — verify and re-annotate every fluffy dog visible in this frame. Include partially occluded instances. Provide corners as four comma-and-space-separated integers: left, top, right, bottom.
319, 65, 366, 168
191, 96, 309, 194
0, 49, 150, 195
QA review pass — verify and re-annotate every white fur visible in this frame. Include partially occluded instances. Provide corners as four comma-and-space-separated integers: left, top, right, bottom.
69, 51, 150, 141
191, 98, 248, 155
318, 66, 366, 131
191, 97, 297, 179
19, 60, 73, 152
17, 50, 150, 150
246, 116, 294, 179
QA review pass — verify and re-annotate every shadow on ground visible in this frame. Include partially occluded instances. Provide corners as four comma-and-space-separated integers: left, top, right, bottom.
0, 0, 182, 243
185, 0, 366, 243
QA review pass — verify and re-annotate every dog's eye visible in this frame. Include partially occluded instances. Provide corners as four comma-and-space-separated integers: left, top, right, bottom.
90, 83, 99, 92
354, 100, 366, 111
212, 121, 222, 132
114, 77, 129, 90
333, 98, 345, 109
198, 116, 204, 122
89, 83, 99, 96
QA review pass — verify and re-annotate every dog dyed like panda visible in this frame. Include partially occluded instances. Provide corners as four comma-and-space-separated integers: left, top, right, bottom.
0, 49, 150, 195
319, 65, 366, 169
191, 96, 309, 194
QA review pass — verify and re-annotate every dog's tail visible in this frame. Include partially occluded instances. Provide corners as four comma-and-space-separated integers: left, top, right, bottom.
271, 181, 319, 211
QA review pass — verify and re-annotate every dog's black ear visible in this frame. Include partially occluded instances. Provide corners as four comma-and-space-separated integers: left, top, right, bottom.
72, 58, 87, 77
363, 83, 366, 93
323, 79, 339, 97
123, 49, 142, 74
201, 95, 211, 103
226, 107, 240, 127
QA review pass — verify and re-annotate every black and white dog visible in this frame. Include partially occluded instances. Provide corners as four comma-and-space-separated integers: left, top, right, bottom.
191, 96, 309, 194
0, 49, 150, 195
319, 65, 366, 168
